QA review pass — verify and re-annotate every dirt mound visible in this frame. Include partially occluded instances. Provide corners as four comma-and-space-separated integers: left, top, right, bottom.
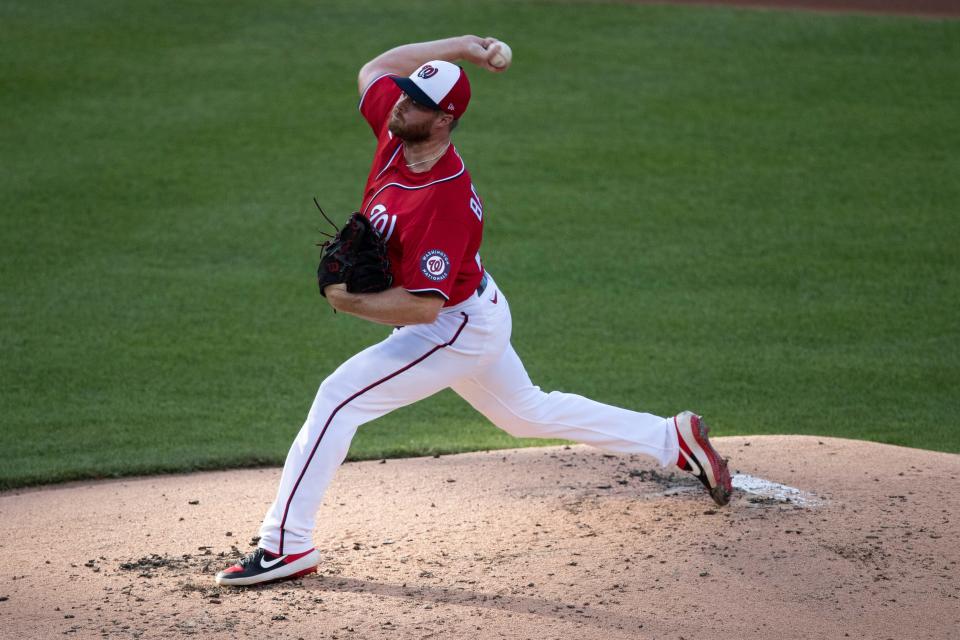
1, 436, 958, 639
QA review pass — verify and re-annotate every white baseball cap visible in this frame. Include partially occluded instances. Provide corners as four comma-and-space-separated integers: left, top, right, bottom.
391, 60, 472, 119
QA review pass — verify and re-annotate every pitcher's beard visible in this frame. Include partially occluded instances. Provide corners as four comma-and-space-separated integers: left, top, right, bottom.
388, 115, 433, 143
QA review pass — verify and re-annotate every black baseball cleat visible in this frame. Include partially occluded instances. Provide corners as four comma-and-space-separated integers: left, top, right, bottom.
215, 547, 320, 586
674, 411, 733, 506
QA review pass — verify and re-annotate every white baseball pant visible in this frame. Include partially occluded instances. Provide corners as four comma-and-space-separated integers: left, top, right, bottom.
258, 273, 680, 554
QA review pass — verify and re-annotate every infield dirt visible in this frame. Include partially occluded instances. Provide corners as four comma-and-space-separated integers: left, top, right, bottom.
2, 436, 958, 639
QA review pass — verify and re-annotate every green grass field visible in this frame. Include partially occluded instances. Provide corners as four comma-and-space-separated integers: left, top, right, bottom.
2, 0, 958, 490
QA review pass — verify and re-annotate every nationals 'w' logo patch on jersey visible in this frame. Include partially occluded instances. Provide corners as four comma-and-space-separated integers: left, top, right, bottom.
420, 250, 451, 281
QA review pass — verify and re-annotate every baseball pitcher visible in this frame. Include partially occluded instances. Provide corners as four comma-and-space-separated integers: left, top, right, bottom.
216, 35, 733, 586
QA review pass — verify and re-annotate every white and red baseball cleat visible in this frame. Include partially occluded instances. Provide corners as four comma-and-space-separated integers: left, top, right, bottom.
215, 548, 319, 586
674, 411, 733, 506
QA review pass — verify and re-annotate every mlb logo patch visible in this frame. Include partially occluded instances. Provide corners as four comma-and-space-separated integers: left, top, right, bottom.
420, 249, 450, 281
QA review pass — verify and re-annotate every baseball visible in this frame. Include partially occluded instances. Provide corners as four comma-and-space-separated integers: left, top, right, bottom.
489, 41, 512, 69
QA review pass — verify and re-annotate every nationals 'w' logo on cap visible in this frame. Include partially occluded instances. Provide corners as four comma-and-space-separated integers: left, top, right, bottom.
417, 64, 439, 79
392, 60, 472, 119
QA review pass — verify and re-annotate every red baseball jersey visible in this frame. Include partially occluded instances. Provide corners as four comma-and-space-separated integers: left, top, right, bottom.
357, 74, 484, 306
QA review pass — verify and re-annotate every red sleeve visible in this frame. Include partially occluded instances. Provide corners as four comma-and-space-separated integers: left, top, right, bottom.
358, 74, 401, 135
400, 204, 474, 301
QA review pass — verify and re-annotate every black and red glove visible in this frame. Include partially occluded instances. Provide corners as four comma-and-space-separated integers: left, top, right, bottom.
317, 211, 393, 296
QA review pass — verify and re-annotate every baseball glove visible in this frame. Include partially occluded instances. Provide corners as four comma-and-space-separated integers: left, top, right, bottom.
316, 202, 393, 297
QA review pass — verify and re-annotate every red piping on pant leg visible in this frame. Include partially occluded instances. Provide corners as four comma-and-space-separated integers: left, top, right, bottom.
277, 313, 469, 553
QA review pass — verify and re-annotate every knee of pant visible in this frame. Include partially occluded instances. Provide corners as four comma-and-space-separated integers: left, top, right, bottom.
485, 393, 560, 437
506, 387, 555, 422
318, 370, 352, 397
294, 413, 359, 452
305, 388, 369, 433
313, 372, 373, 415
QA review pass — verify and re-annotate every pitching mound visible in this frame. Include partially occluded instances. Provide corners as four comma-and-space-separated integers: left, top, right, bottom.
1, 436, 958, 639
